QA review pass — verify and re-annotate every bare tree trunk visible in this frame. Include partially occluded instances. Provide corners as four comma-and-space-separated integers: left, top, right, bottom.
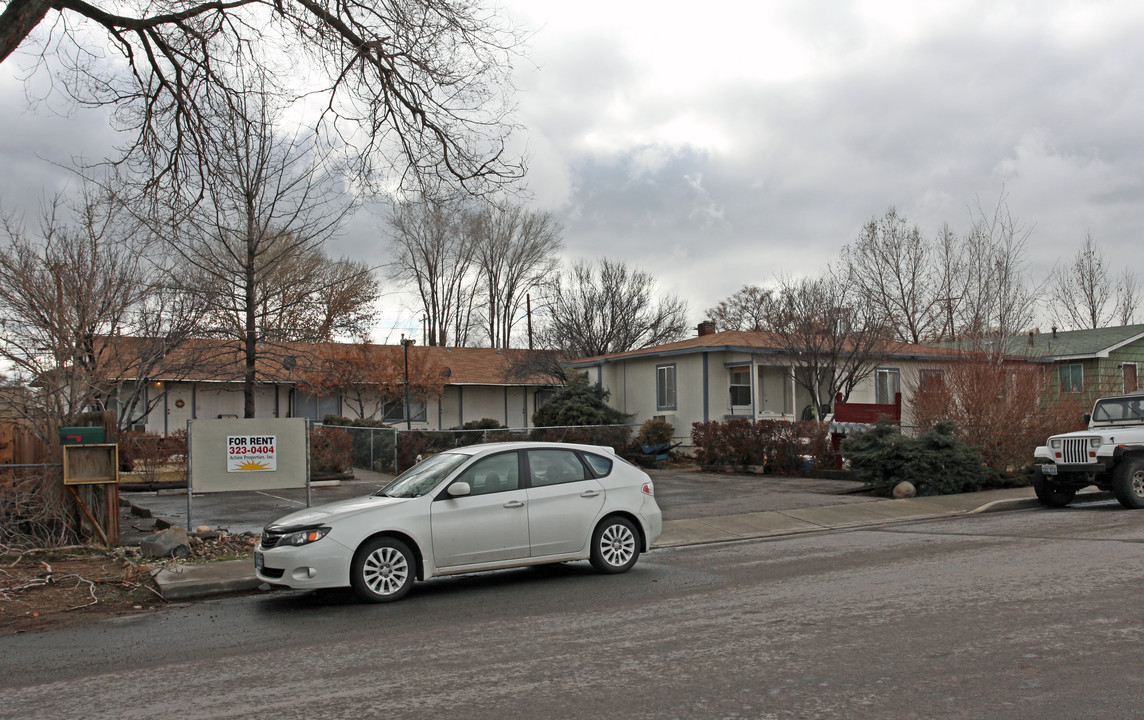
244, 192, 258, 418
0, 0, 51, 63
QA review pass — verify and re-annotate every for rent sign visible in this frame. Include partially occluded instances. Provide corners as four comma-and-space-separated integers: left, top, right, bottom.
227, 435, 277, 472
190, 419, 306, 492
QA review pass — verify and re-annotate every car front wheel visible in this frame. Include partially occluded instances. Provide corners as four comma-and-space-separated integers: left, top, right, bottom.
1033, 469, 1077, 508
1112, 457, 1144, 509
589, 516, 640, 574
351, 537, 415, 602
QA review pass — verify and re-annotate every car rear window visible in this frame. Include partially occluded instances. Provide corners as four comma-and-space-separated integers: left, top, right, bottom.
582, 452, 613, 477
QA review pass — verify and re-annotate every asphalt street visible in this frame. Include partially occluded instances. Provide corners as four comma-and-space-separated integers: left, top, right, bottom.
4, 500, 1144, 720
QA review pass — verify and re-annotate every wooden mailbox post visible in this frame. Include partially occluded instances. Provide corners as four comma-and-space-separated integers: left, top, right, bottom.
63, 443, 120, 546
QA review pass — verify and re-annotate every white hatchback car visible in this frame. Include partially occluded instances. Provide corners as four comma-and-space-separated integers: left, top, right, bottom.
255, 441, 662, 602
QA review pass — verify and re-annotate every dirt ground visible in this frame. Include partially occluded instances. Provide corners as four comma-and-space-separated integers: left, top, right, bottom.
0, 535, 256, 635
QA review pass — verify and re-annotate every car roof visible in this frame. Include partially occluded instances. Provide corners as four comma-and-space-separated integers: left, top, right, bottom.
445, 441, 616, 457
1097, 390, 1144, 400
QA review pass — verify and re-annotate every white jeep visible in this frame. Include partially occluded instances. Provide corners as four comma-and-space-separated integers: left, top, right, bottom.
1032, 390, 1144, 508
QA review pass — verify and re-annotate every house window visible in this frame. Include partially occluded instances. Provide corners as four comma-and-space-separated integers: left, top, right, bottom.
1059, 364, 1084, 394
535, 388, 556, 410
656, 364, 676, 411
918, 369, 944, 392
729, 366, 752, 409
294, 391, 341, 420
384, 397, 426, 422
875, 368, 900, 405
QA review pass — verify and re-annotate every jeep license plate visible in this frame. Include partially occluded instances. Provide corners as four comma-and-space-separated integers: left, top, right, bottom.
1041, 464, 1058, 476
254, 551, 264, 571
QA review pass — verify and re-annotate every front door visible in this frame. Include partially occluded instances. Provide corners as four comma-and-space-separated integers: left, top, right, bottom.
165, 384, 193, 435
430, 451, 529, 567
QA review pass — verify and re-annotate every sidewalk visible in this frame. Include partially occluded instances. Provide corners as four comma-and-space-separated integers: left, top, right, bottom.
138, 481, 1112, 600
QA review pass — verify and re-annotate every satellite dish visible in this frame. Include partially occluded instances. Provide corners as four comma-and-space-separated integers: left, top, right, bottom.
440, 367, 452, 378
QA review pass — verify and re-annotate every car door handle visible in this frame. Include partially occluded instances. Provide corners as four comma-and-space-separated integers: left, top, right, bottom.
503, 500, 525, 508
580, 490, 601, 498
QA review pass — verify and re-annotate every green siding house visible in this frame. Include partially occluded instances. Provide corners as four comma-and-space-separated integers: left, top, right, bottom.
1000, 324, 1144, 399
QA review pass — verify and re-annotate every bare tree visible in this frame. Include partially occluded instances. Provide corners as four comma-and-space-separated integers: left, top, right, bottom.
840, 208, 937, 344
931, 222, 967, 343
1115, 268, 1141, 326
1049, 233, 1140, 330
298, 343, 445, 421
704, 285, 776, 331
0, 184, 203, 438
760, 271, 897, 415
540, 258, 690, 357
250, 247, 378, 342
1049, 232, 1113, 330
158, 91, 375, 417
956, 193, 1038, 353
1, 0, 524, 194
468, 202, 562, 348
387, 198, 479, 346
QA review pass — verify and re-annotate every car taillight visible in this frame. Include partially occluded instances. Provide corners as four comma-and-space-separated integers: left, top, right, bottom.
641, 481, 654, 496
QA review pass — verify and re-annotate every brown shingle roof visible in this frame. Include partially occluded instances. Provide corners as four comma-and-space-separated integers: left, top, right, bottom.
564, 329, 967, 366
97, 337, 556, 387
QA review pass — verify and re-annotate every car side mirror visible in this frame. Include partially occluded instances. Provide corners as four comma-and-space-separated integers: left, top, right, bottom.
447, 482, 471, 498
1084, 413, 1091, 426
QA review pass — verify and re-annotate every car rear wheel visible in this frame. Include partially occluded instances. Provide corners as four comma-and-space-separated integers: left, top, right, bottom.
1033, 469, 1077, 508
589, 516, 640, 574
1112, 457, 1144, 509
351, 537, 414, 602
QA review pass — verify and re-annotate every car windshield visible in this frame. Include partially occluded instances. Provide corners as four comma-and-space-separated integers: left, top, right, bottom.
1092, 397, 1144, 423
376, 453, 469, 498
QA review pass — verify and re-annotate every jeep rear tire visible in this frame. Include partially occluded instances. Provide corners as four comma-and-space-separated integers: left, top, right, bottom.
1112, 457, 1144, 509
1033, 469, 1077, 508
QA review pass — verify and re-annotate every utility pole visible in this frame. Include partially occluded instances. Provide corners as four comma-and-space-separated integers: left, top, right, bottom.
527, 293, 533, 350
401, 335, 415, 430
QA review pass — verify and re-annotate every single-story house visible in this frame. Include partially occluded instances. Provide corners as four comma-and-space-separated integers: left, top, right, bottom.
98, 338, 560, 434
984, 324, 1144, 397
562, 323, 965, 439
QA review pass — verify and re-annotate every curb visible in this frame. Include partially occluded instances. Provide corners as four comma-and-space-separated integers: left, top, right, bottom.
152, 559, 264, 601
969, 489, 1113, 514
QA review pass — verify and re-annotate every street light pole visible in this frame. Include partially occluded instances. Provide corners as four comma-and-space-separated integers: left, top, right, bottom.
401, 335, 414, 430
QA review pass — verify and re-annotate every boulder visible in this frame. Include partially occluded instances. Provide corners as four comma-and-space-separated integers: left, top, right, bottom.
892, 481, 917, 499
141, 526, 191, 558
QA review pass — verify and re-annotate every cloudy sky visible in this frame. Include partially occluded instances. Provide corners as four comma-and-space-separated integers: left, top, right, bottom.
3, 0, 1144, 341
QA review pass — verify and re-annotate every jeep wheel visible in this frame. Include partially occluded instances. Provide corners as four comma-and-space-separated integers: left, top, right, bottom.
1112, 457, 1144, 509
1033, 469, 1077, 508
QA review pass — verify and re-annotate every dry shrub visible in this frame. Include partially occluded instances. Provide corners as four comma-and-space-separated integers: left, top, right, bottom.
310, 426, 353, 474
0, 469, 75, 550
118, 430, 187, 482
910, 360, 1090, 473
690, 419, 831, 473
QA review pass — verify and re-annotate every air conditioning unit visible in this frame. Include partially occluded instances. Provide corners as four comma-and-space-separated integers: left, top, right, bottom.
653, 414, 676, 427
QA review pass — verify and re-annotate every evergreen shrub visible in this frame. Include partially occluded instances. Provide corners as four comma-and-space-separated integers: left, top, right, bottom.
842, 420, 987, 496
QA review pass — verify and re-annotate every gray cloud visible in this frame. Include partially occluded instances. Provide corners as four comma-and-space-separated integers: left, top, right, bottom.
5, 1, 1144, 336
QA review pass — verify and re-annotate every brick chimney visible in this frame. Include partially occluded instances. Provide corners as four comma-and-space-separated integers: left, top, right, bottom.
697, 320, 717, 336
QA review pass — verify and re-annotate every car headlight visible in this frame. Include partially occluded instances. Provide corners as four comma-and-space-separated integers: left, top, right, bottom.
1050, 439, 1061, 449
1089, 437, 1102, 449
280, 526, 331, 546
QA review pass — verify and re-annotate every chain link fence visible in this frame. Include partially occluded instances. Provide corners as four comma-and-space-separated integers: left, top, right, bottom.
318, 424, 637, 474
